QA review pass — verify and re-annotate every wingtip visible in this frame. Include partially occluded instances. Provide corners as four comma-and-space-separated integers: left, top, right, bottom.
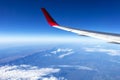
41, 8, 59, 26
41, 8, 46, 11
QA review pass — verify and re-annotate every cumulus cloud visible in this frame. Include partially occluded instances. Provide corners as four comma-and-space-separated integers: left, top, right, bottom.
53, 65, 93, 71
50, 48, 74, 58
84, 47, 120, 56
0, 65, 60, 80
51, 48, 73, 54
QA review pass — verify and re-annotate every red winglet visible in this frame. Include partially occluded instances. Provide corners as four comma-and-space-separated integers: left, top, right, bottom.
41, 8, 59, 26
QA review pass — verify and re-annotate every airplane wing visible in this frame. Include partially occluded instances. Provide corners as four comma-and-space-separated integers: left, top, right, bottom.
41, 8, 120, 44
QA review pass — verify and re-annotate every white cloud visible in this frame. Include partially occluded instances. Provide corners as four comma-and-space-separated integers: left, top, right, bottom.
0, 65, 60, 80
54, 65, 93, 71
84, 47, 120, 56
41, 76, 58, 80
51, 48, 74, 58
58, 52, 74, 58
51, 48, 73, 54
42, 76, 67, 80
77, 66, 93, 71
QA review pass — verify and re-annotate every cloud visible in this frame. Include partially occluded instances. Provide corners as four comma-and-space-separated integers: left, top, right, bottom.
110, 60, 120, 64
0, 65, 60, 80
84, 47, 120, 56
51, 48, 73, 54
42, 76, 67, 80
77, 66, 93, 71
41, 76, 58, 80
53, 65, 93, 71
58, 52, 74, 58
51, 48, 74, 58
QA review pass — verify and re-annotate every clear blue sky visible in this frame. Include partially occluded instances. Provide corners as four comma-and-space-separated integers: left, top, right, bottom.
0, 0, 120, 43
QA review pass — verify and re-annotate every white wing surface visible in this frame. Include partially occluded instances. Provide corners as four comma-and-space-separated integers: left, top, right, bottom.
41, 8, 120, 44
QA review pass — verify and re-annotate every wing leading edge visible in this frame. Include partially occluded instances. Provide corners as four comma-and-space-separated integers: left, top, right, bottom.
41, 8, 120, 44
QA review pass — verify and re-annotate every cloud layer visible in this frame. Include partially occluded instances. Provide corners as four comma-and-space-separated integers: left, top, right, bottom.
53, 65, 94, 71
0, 65, 60, 80
84, 47, 120, 56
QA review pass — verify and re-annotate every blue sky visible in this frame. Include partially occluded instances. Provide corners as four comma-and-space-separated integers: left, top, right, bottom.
0, 0, 120, 43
